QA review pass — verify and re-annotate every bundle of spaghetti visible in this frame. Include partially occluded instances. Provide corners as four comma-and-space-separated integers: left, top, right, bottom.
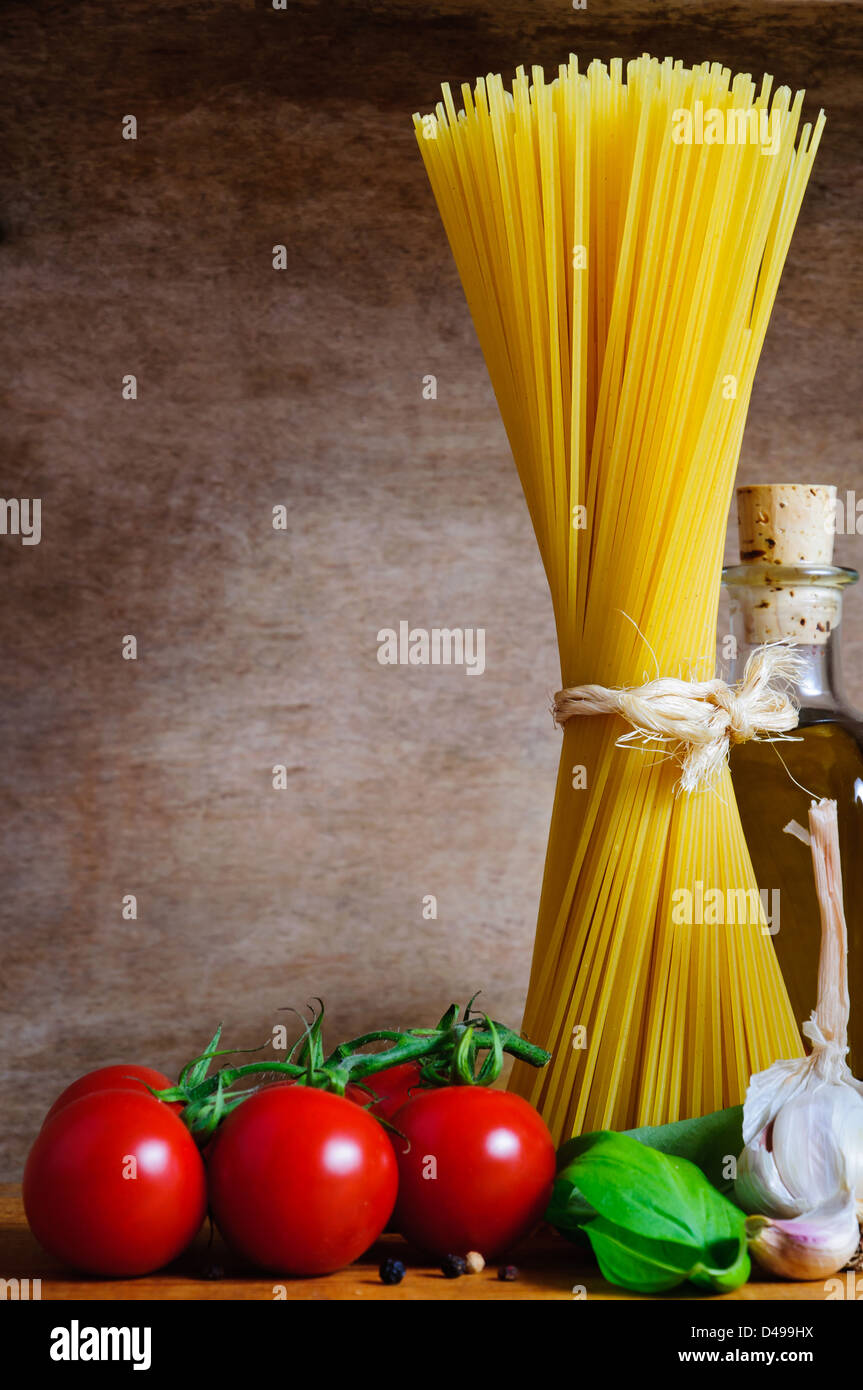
413, 55, 824, 1140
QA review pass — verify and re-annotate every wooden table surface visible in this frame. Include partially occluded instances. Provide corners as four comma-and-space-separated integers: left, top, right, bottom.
0, 1184, 834, 1301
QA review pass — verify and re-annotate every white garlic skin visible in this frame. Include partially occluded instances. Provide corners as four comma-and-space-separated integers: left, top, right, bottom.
735, 1085, 863, 1219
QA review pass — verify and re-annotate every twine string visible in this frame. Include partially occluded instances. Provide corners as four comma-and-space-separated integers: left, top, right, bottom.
553, 644, 804, 794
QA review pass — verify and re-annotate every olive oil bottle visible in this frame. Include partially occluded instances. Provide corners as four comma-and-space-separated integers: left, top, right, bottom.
724, 484, 863, 1069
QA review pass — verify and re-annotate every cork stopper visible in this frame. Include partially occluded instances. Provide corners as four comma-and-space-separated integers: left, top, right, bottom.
737, 484, 836, 565
734, 485, 839, 644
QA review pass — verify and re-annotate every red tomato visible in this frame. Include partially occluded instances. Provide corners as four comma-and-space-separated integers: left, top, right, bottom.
346, 1061, 428, 1122
207, 1084, 398, 1275
24, 1090, 207, 1276
44, 1065, 180, 1123
391, 1087, 556, 1258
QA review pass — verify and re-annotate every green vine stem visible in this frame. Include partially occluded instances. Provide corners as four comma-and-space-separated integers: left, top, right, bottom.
154, 1002, 550, 1138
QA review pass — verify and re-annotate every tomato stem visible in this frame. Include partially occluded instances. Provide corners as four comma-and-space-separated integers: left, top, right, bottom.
159, 1001, 550, 1137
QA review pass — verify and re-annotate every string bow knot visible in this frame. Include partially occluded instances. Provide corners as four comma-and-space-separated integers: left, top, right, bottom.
553, 644, 804, 794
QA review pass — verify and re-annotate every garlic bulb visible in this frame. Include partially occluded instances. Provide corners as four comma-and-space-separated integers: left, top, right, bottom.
735, 798, 863, 1277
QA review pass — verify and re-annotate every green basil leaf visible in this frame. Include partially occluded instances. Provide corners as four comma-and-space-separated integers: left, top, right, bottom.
583, 1217, 700, 1294
677, 1165, 745, 1249
621, 1106, 744, 1194
584, 1216, 750, 1294
544, 1173, 594, 1234
548, 1131, 749, 1294
557, 1105, 743, 1194
559, 1132, 713, 1246
688, 1231, 751, 1293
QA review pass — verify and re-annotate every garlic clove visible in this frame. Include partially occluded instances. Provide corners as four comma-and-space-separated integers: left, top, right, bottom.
735, 1126, 805, 1219
771, 1088, 863, 1209
746, 1192, 860, 1281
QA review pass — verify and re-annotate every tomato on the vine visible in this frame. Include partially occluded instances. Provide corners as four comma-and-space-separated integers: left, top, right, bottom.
24, 1089, 207, 1276
391, 1086, 556, 1258
44, 1064, 180, 1123
207, 1084, 398, 1275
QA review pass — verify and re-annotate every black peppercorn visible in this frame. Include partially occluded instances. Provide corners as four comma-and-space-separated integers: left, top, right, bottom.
379, 1257, 406, 1285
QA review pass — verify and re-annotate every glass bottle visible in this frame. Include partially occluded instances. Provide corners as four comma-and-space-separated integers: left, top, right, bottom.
723, 488, 863, 1069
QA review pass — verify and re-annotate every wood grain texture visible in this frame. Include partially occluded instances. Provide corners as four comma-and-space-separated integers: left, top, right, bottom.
0, 0, 860, 1176
0, 1184, 833, 1301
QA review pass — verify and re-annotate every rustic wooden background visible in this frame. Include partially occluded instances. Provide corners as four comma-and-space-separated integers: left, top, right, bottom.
0, 0, 860, 1176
